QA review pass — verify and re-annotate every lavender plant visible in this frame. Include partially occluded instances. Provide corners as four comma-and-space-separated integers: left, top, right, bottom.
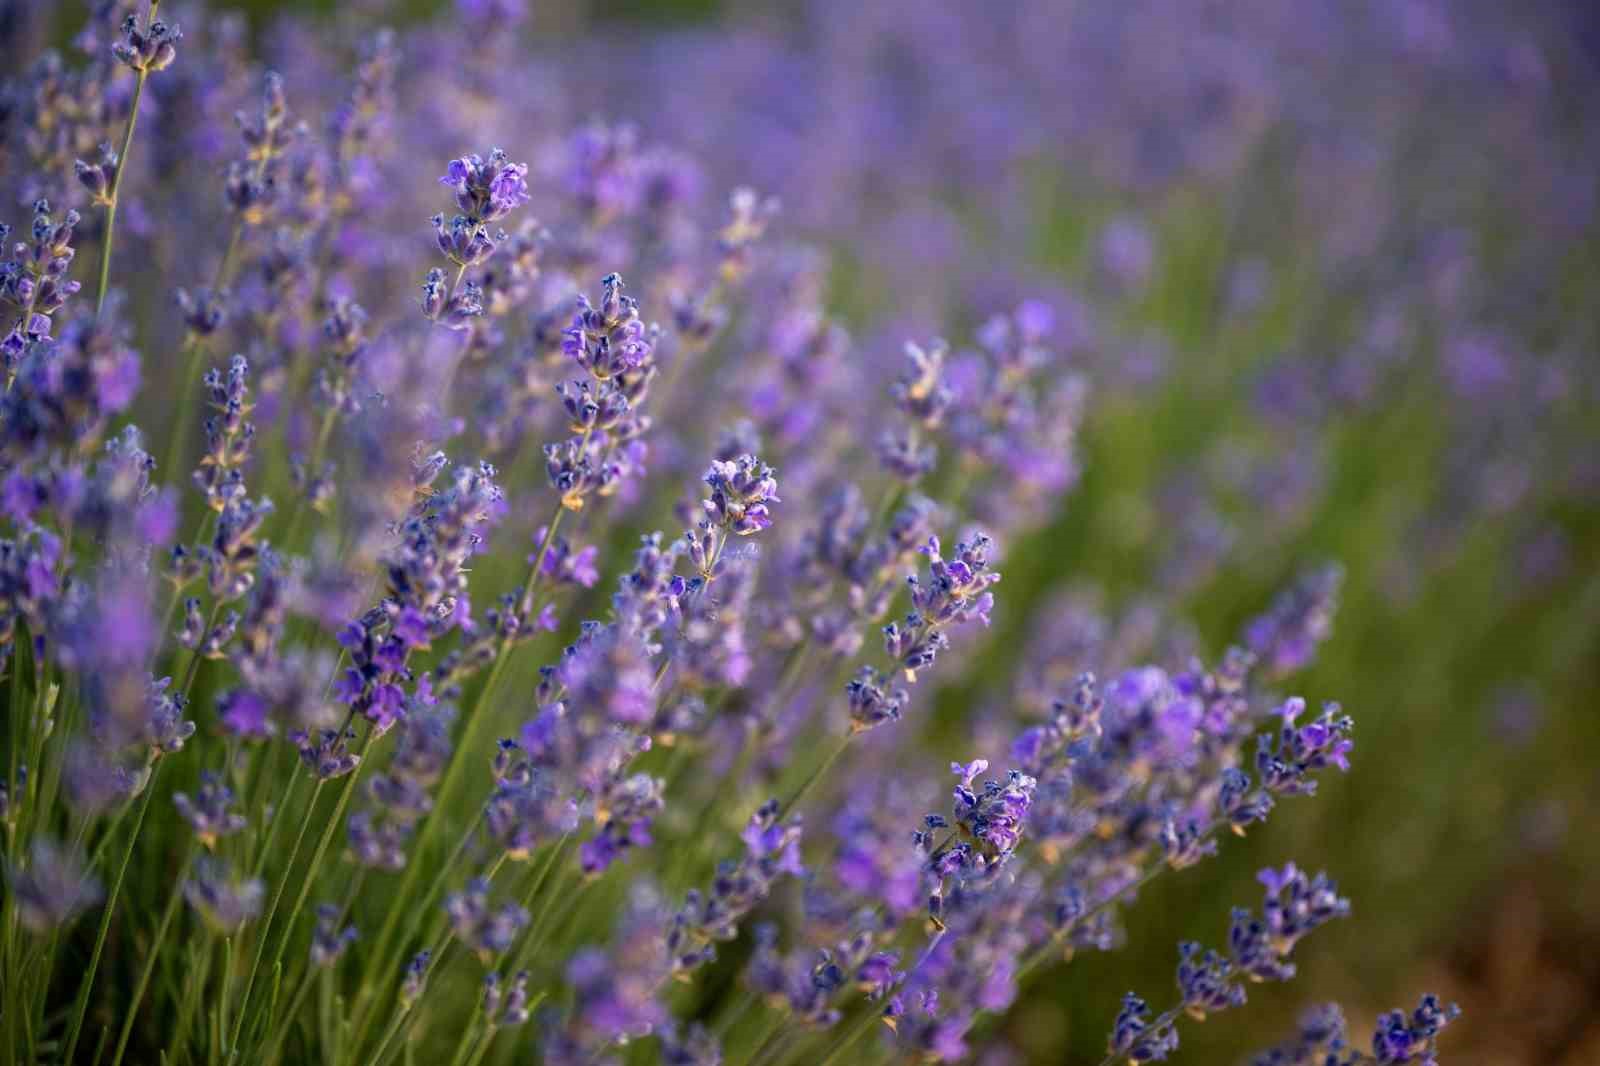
1, 1, 1595, 1065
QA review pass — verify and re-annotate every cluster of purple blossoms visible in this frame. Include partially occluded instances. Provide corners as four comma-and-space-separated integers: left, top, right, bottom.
0, 2, 1520, 1064
0, 200, 81, 379
1109, 864, 1352, 1061
1248, 996, 1460, 1066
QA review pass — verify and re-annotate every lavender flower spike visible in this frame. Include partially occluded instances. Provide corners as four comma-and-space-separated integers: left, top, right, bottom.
702, 454, 780, 536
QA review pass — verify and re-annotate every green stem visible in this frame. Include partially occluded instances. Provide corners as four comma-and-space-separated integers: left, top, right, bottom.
109, 843, 196, 1066
258, 865, 366, 1063
235, 730, 370, 1054
443, 1007, 485, 1066
62, 760, 163, 1065
815, 1007, 880, 1066
504, 835, 570, 972
347, 819, 477, 1050
279, 408, 338, 551
95, 1, 157, 318
778, 734, 851, 818
228, 778, 327, 1052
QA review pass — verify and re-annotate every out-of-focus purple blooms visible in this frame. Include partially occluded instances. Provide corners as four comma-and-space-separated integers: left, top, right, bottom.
716, 186, 779, 283
582, 773, 664, 874
481, 969, 534, 1028
310, 903, 358, 968
225, 72, 298, 224
175, 286, 228, 338
659, 1020, 723, 1066
173, 772, 247, 848
399, 950, 431, 1009
183, 858, 265, 932
1246, 1003, 1353, 1066
562, 887, 671, 1048
567, 121, 642, 223
9, 838, 102, 933
1244, 565, 1343, 677
445, 878, 529, 959
532, 526, 599, 589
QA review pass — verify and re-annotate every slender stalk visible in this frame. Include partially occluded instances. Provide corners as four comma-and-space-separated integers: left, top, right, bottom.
234, 730, 370, 1055
346, 819, 478, 1048
227, 778, 327, 1052
258, 866, 366, 1062
778, 734, 851, 818
278, 408, 338, 551
109, 843, 197, 1066
61, 760, 163, 1065
503, 834, 570, 972
814, 1006, 880, 1066
94, 1, 160, 317
443, 1007, 485, 1066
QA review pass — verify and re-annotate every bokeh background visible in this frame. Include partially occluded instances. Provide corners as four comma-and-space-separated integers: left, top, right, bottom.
11, 0, 1600, 1062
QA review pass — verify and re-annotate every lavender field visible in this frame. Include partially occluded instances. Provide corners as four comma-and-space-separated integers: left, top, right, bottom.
2, 1, 1597, 1063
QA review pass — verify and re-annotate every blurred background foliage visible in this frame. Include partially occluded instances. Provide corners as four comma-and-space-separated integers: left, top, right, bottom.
13, 0, 1600, 1062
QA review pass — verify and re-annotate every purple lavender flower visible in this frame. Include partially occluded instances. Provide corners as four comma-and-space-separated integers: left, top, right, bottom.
183, 858, 265, 932
173, 772, 248, 849
482, 969, 534, 1028
883, 532, 1001, 681
1232, 864, 1350, 981
582, 773, 664, 875
1, 201, 81, 377
444, 878, 529, 959
666, 800, 803, 974
310, 903, 358, 967
441, 149, 530, 226
1108, 993, 1179, 1063
1244, 565, 1343, 677
399, 950, 431, 1008
9, 839, 102, 933
701, 454, 780, 537
110, 9, 181, 73
1371, 994, 1461, 1065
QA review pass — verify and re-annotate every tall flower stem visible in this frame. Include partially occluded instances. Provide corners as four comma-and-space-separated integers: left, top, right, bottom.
227, 777, 328, 1052
779, 734, 851, 818
258, 865, 367, 1062
93, 1, 159, 317
346, 816, 480, 1049
109, 839, 196, 1066
60, 758, 163, 1065
233, 728, 371, 1054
